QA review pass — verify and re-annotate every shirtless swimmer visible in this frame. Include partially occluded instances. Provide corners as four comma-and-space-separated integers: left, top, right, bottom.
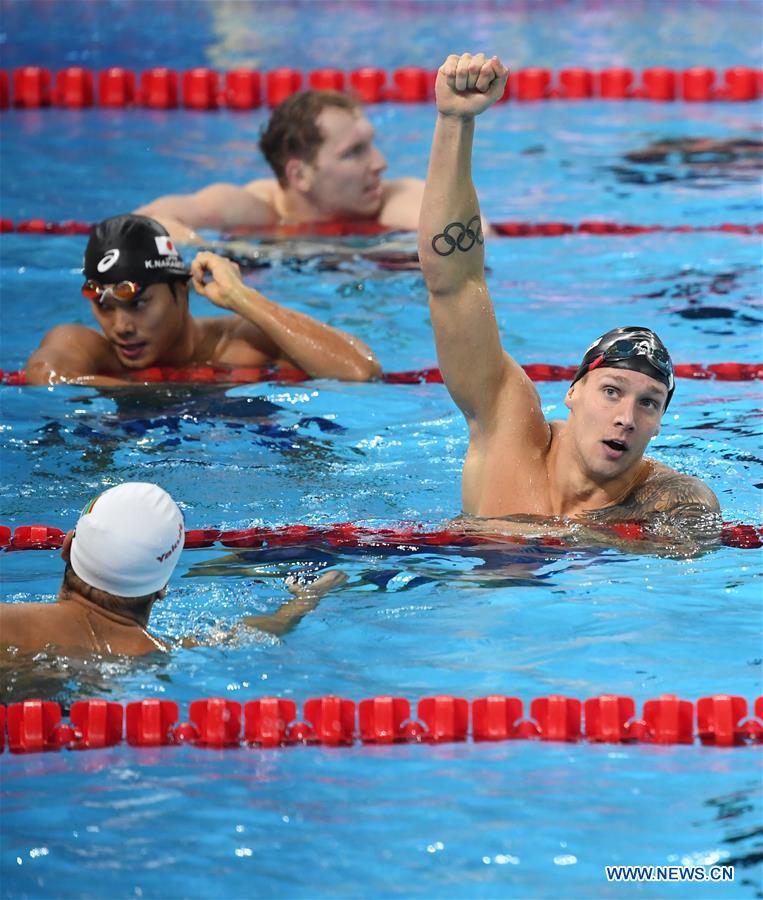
417, 52, 720, 551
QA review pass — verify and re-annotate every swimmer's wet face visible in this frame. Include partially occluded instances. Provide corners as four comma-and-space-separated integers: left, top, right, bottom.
87, 280, 189, 368
564, 326, 672, 482
565, 366, 666, 482
83, 213, 192, 368
299, 106, 387, 218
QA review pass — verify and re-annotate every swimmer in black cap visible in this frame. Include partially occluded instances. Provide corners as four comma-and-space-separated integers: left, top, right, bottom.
417, 52, 720, 547
26, 213, 381, 385
570, 326, 675, 407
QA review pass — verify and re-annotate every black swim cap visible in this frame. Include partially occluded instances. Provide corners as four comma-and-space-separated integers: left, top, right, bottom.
83, 214, 190, 285
571, 326, 675, 409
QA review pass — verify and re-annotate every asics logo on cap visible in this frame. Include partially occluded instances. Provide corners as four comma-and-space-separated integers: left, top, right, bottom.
97, 248, 120, 272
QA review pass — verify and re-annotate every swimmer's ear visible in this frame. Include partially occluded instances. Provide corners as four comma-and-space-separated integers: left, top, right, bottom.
60, 529, 75, 562
156, 586, 168, 600
284, 157, 313, 191
564, 384, 576, 411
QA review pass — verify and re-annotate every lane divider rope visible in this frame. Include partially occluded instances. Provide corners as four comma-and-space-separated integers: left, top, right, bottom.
2, 362, 762, 387
3, 65, 761, 109
2, 218, 761, 238
3, 694, 762, 753
3, 521, 761, 550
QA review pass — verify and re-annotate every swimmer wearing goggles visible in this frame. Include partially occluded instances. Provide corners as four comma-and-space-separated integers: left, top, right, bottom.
416, 51, 719, 551
571, 327, 675, 408
27, 213, 381, 385
81, 279, 145, 305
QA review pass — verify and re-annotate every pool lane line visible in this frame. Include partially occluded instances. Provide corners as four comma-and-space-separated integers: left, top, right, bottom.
2, 218, 761, 238
1, 362, 762, 387
4, 64, 761, 109
3, 521, 762, 550
4, 694, 763, 752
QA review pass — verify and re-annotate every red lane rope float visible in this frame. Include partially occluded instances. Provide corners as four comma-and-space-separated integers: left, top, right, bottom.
3, 65, 761, 109
2, 362, 762, 387
2, 218, 761, 238
493, 222, 763, 237
3, 694, 762, 753
2, 521, 761, 551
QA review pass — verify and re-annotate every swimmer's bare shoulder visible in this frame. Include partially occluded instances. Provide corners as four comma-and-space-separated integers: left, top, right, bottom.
379, 177, 426, 231
243, 177, 275, 195
455, 462, 720, 557
26, 324, 122, 384
585, 459, 721, 539
243, 179, 280, 214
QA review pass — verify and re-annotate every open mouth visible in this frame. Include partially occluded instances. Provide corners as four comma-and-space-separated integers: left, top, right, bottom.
116, 342, 147, 361
603, 438, 628, 454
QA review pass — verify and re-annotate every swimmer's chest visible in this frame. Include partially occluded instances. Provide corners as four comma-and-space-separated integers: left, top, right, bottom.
463, 447, 553, 517
191, 318, 279, 367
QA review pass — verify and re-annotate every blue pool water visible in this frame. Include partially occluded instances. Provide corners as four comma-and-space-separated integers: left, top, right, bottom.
1, 1, 762, 898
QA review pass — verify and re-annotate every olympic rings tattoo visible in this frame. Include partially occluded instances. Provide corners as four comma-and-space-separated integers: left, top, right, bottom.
431, 216, 484, 256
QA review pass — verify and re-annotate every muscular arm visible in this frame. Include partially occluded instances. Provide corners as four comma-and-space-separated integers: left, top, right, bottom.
583, 470, 722, 555
191, 251, 382, 381
179, 571, 347, 646
239, 571, 347, 637
25, 325, 131, 386
418, 54, 542, 438
135, 183, 277, 244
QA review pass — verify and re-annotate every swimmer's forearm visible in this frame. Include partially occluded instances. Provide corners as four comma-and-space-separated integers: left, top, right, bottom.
418, 114, 505, 421
63, 374, 135, 386
229, 287, 382, 382
176, 597, 318, 646
240, 573, 345, 637
25, 359, 132, 387
418, 115, 485, 296
240, 596, 319, 638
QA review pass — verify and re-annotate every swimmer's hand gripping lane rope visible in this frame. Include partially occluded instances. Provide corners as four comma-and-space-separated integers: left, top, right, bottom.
3, 694, 762, 753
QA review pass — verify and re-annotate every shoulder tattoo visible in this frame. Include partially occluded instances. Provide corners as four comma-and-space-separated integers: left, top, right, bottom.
584, 473, 721, 543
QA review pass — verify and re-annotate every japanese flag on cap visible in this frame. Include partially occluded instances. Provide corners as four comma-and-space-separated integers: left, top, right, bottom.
154, 235, 176, 256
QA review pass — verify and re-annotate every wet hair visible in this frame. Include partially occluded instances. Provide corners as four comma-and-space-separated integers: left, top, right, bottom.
63, 563, 159, 621
258, 90, 361, 187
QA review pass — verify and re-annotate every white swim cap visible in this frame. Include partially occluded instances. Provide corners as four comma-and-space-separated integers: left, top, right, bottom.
70, 483, 185, 597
